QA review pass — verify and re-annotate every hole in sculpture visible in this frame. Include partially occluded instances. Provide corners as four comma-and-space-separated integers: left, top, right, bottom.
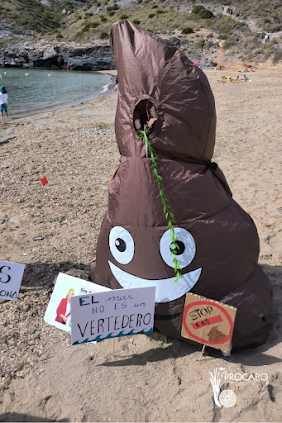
133, 99, 157, 136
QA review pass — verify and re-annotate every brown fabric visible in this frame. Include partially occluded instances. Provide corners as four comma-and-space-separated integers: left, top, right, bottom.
90, 21, 272, 350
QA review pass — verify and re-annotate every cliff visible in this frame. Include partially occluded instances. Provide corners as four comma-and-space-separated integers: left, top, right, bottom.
0, 42, 116, 71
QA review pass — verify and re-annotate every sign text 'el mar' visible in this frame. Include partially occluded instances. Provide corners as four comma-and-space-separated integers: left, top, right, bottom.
0, 261, 25, 301
181, 293, 237, 351
71, 286, 156, 345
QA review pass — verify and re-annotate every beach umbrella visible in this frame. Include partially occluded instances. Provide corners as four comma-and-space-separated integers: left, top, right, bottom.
90, 21, 272, 351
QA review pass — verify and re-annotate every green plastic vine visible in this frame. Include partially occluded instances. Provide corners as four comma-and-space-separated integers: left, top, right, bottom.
139, 126, 182, 284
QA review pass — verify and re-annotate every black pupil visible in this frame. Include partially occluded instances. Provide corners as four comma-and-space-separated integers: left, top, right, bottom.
115, 238, 126, 252
170, 241, 185, 255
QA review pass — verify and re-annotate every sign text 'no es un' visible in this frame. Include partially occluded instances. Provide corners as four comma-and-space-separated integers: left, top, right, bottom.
71, 286, 156, 345
0, 261, 25, 300
181, 293, 237, 351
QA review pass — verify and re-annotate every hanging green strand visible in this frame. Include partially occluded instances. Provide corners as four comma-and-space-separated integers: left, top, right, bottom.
138, 126, 182, 284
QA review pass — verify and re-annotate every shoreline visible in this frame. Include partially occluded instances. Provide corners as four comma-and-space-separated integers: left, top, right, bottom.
0, 69, 117, 120
8, 83, 113, 120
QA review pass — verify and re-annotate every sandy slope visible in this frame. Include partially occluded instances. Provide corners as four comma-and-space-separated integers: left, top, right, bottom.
0, 66, 282, 422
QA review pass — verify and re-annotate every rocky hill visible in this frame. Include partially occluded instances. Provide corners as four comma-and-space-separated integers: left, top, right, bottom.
1, 0, 282, 70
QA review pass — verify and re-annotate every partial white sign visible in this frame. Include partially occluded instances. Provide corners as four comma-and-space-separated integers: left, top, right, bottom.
71, 286, 156, 345
44, 273, 111, 333
0, 261, 25, 300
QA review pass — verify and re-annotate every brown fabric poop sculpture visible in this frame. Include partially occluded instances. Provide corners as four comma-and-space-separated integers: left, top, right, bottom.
90, 21, 272, 350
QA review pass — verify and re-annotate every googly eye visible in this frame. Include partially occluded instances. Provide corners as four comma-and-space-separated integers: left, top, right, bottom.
109, 226, 135, 264
159, 227, 196, 269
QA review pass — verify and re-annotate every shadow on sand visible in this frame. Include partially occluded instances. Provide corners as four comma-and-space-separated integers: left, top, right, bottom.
0, 413, 69, 422
20, 261, 91, 291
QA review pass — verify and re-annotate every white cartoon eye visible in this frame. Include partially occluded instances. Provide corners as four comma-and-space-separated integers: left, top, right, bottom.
159, 227, 196, 269
109, 226, 135, 264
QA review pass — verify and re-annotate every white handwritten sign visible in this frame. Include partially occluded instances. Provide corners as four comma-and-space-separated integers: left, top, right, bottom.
0, 261, 25, 301
44, 273, 111, 333
71, 286, 156, 345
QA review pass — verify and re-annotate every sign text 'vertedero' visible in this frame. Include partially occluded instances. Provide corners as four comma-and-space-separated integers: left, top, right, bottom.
71, 286, 156, 345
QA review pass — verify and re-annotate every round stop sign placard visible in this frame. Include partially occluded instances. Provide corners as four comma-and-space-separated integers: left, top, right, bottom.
181, 295, 237, 350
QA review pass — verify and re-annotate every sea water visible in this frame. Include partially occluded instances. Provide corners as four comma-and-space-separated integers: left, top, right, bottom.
0, 68, 113, 118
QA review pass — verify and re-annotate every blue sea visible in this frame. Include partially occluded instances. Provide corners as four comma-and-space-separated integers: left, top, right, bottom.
0, 68, 113, 118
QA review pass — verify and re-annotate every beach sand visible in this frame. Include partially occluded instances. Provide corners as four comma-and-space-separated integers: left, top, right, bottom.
1, 65, 282, 422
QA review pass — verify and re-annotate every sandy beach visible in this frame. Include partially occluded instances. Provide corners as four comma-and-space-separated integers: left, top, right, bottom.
1, 65, 282, 422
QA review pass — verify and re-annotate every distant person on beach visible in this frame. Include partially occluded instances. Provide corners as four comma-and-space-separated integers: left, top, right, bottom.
239, 74, 249, 82
217, 76, 227, 83
227, 76, 239, 82
263, 33, 269, 43
113, 75, 119, 93
55, 288, 74, 324
66, 64, 70, 71
0, 86, 8, 119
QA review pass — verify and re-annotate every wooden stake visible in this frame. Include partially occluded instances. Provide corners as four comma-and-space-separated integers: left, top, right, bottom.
199, 344, 206, 362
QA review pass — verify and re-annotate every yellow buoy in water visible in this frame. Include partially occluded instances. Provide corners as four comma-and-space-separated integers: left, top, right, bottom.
4, 72, 6, 75
48, 74, 51, 76
25, 73, 29, 76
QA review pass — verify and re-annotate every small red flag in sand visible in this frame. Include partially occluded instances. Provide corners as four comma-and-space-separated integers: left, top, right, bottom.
40, 176, 48, 187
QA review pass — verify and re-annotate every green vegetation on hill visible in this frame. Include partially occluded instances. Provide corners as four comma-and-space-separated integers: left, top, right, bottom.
1, 0, 282, 65
0, 0, 82, 33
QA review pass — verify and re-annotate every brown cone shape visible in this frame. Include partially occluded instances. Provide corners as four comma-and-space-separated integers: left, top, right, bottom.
90, 21, 272, 351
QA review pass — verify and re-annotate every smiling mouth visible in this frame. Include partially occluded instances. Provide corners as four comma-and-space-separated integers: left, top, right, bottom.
108, 261, 202, 303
